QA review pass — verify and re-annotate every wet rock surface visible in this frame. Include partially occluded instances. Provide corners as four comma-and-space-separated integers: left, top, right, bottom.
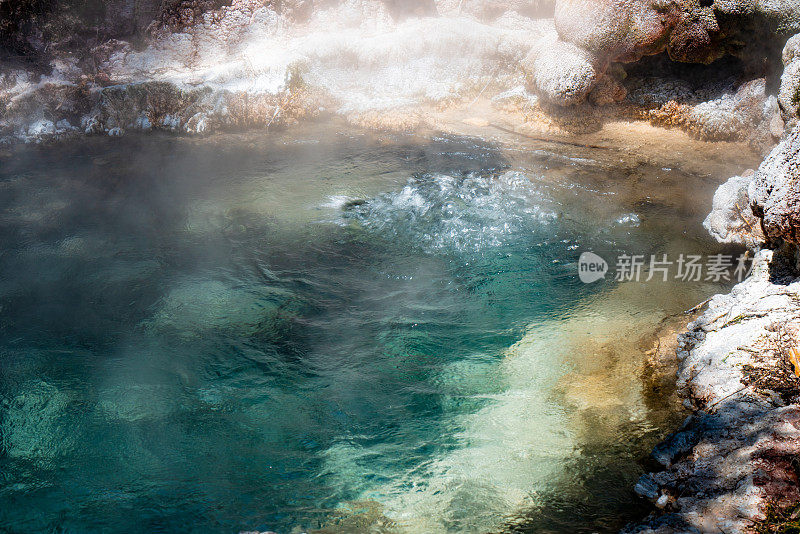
628, 53, 800, 531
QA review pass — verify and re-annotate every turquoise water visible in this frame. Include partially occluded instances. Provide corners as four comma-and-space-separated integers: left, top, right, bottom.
0, 128, 737, 533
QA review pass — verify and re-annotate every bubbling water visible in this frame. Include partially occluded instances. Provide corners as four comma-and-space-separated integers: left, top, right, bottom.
343, 171, 559, 254
310, 166, 725, 533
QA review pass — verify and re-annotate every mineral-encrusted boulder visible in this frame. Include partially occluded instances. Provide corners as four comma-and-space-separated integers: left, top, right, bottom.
523, 31, 599, 105
531, 0, 800, 107
588, 72, 628, 105
686, 78, 783, 149
759, 0, 800, 34
750, 125, 800, 243
785, 33, 800, 66
554, 0, 671, 62
704, 171, 764, 247
779, 34, 800, 130
624, 249, 800, 534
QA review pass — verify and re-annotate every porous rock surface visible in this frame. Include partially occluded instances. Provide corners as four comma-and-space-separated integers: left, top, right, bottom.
779, 33, 800, 130
628, 68, 800, 534
526, 30, 600, 106
750, 125, 800, 244
0, 0, 796, 147
703, 170, 764, 247
528, 0, 800, 106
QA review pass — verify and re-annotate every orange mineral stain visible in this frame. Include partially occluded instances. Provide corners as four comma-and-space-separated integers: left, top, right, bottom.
789, 347, 800, 378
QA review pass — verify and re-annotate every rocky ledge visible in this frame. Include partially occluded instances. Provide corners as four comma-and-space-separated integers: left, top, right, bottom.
2, 0, 800, 152
627, 127, 800, 533
628, 249, 800, 533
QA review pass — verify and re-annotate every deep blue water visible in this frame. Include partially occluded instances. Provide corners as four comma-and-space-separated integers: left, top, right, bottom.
0, 129, 733, 533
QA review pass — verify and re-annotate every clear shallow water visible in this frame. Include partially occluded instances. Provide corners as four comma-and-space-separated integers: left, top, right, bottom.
0, 127, 739, 533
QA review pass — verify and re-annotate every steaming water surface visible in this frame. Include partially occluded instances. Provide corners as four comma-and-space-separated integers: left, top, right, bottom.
0, 127, 740, 533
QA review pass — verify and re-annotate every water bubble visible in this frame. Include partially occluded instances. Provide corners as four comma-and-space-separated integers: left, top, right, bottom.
343, 171, 557, 255
616, 213, 641, 227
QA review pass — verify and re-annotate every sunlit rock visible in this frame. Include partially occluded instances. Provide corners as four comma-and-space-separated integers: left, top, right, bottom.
555, 0, 670, 62
537, 0, 800, 108
627, 250, 800, 533
779, 34, 800, 130
524, 32, 599, 105
703, 172, 764, 247
750, 125, 800, 244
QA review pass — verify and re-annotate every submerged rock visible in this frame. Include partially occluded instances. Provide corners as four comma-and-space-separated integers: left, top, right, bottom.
144, 279, 295, 338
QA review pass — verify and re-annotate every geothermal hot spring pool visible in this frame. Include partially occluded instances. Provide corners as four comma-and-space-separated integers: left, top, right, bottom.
0, 125, 749, 533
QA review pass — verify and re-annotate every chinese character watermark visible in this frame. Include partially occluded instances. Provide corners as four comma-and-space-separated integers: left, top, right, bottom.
578, 252, 753, 284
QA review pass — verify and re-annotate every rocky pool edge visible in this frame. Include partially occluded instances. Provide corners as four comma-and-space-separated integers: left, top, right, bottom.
624, 126, 800, 533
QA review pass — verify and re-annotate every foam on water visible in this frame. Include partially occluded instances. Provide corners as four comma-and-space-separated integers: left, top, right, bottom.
304, 159, 735, 532
343, 171, 559, 254
308, 171, 619, 532
321, 195, 357, 210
